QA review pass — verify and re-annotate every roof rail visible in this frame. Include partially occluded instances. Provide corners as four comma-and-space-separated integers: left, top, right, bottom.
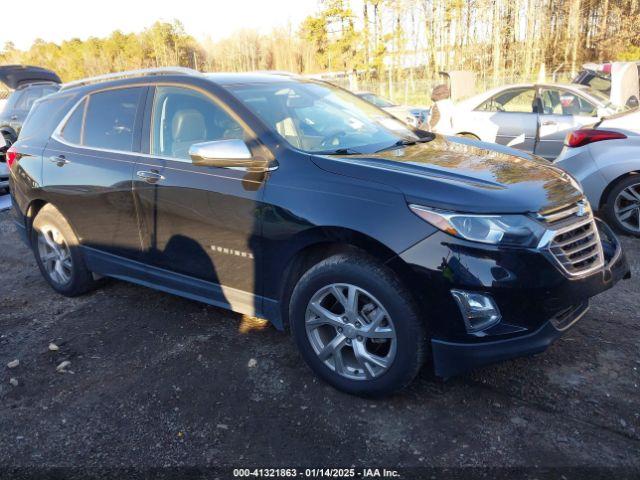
60, 67, 202, 91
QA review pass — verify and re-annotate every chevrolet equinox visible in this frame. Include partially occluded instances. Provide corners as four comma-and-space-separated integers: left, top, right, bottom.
8, 68, 630, 396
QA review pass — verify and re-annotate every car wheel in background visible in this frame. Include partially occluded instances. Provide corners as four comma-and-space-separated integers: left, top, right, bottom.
31, 204, 99, 296
289, 251, 427, 397
603, 176, 640, 237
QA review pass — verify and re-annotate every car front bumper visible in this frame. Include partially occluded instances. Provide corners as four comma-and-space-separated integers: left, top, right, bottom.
396, 218, 630, 378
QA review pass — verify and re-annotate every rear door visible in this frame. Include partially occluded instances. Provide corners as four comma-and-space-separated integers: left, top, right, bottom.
43, 86, 147, 260
535, 87, 599, 159
470, 87, 538, 152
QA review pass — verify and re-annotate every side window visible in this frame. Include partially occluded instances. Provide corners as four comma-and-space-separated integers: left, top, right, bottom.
477, 88, 535, 113
60, 98, 86, 145
540, 89, 596, 116
151, 86, 245, 160
83, 87, 144, 151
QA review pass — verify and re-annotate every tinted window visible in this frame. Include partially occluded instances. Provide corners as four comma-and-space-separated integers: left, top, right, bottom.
20, 95, 75, 140
151, 86, 244, 160
83, 87, 143, 151
478, 88, 535, 113
60, 98, 86, 145
14, 85, 59, 111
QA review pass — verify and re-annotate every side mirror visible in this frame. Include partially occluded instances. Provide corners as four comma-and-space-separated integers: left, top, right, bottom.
189, 139, 254, 168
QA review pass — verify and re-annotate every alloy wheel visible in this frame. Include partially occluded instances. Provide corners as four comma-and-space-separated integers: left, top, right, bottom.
614, 183, 640, 233
37, 225, 72, 285
305, 283, 397, 381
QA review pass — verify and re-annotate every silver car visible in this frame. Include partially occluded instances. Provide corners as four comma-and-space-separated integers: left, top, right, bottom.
555, 123, 640, 236
440, 83, 633, 160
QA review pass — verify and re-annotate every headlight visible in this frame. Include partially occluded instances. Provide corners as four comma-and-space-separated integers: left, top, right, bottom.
409, 205, 547, 247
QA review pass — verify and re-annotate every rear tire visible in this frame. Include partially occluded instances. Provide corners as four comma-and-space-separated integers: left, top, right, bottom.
603, 176, 640, 237
289, 251, 427, 397
31, 204, 98, 296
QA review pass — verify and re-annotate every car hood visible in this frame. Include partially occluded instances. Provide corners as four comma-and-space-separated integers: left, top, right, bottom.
312, 136, 583, 214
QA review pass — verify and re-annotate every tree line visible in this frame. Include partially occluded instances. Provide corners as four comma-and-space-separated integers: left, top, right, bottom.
1, 1, 638, 87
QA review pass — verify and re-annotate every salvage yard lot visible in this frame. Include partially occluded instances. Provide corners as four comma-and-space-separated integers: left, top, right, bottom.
1, 209, 639, 470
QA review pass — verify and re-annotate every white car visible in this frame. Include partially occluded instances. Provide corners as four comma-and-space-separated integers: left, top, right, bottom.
573, 61, 640, 108
555, 126, 640, 236
437, 82, 636, 160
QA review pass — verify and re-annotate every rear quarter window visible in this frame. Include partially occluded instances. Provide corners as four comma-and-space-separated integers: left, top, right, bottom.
59, 98, 86, 144
19, 94, 77, 141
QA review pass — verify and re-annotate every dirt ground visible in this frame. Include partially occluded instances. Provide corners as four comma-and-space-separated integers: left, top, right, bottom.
0, 208, 639, 478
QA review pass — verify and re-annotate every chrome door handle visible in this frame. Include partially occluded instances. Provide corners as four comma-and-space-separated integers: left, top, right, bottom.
49, 155, 69, 166
136, 170, 165, 184
541, 120, 557, 126
10, 115, 18, 121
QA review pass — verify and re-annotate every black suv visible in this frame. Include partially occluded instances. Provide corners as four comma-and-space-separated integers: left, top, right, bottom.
0, 66, 61, 191
0, 65, 61, 140
8, 68, 629, 396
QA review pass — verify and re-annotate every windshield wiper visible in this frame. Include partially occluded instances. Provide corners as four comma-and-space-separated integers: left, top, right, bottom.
318, 147, 362, 155
375, 134, 435, 153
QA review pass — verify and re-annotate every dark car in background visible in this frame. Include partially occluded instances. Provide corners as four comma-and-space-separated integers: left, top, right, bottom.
0, 66, 60, 192
0, 65, 61, 140
7, 68, 629, 396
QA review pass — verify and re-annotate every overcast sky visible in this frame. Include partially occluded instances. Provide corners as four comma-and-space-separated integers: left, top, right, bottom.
1, 0, 319, 50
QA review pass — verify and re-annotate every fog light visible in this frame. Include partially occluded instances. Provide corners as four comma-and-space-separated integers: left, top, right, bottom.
451, 289, 501, 333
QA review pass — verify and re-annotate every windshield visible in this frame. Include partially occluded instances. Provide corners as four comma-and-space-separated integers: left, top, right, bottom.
226, 79, 419, 154
585, 87, 635, 114
359, 93, 396, 108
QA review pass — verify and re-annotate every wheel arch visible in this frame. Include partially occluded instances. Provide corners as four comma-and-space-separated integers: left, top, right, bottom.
275, 226, 417, 329
599, 170, 640, 210
24, 199, 49, 236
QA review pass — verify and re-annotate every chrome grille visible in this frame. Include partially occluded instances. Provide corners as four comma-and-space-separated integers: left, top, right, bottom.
540, 201, 605, 276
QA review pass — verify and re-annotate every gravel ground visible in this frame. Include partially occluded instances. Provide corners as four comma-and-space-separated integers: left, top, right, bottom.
0, 207, 639, 478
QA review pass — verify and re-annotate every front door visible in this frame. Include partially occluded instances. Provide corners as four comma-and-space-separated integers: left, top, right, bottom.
535, 87, 599, 160
134, 85, 267, 316
471, 87, 538, 153
43, 86, 147, 260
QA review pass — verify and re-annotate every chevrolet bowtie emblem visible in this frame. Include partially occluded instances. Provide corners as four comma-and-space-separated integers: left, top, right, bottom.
576, 202, 587, 217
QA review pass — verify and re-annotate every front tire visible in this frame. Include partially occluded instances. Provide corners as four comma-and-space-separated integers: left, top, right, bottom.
603, 176, 640, 237
31, 204, 98, 296
289, 252, 427, 397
